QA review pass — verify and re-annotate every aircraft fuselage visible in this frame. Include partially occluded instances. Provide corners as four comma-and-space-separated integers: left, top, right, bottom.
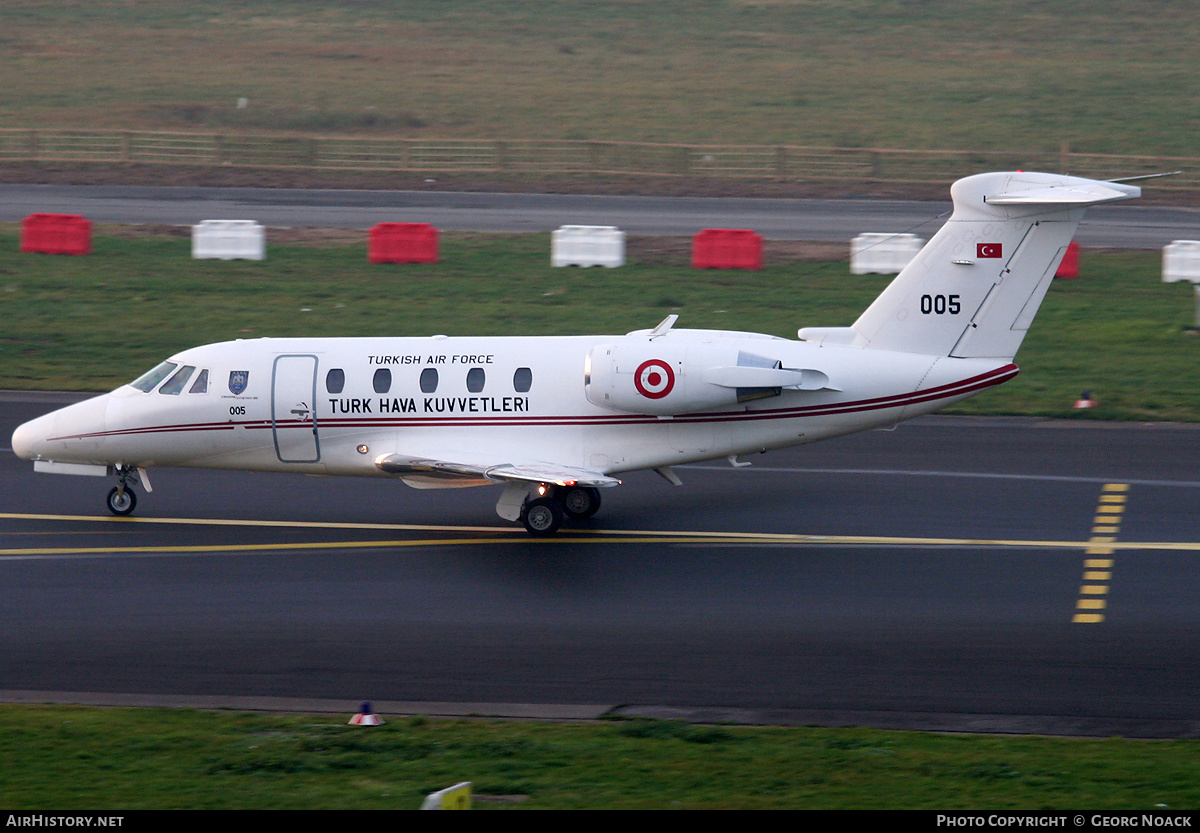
13, 330, 1013, 483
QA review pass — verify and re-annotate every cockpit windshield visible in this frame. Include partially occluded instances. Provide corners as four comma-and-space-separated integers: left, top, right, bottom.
158, 365, 196, 395
129, 361, 178, 393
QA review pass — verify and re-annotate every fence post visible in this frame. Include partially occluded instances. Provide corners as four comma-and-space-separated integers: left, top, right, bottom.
676, 146, 690, 175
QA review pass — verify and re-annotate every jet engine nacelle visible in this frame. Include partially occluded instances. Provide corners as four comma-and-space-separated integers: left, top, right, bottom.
585, 339, 831, 415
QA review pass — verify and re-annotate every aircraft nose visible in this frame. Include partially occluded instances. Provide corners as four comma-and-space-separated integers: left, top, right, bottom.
10, 394, 111, 462
11, 414, 53, 460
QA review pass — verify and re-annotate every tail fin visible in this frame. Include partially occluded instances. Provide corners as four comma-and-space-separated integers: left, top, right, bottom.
847, 172, 1140, 359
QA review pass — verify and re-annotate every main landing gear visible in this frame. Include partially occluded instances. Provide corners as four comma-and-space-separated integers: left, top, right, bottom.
519, 485, 602, 536
105, 465, 145, 516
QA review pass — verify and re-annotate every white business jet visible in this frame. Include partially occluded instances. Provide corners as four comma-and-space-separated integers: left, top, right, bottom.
11, 171, 1140, 534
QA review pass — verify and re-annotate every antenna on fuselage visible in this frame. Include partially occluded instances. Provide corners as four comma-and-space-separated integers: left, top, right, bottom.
649, 314, 679, 339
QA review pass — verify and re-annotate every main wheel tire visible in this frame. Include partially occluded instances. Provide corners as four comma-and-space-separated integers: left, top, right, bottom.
106, 486, 137, 516
561, 486, 601, 520
521, 497, 564, 536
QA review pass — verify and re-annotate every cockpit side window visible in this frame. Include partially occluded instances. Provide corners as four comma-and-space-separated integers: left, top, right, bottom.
130, 361, 178, 393
159, 365, 196, 395
188, 368, 209, 394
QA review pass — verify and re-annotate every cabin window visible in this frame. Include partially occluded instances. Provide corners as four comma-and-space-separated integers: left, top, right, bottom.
373, 368, 392, 393
325, 368, 345, 394
188, 369, 209, 394
513, 366, 533, 393
159, 365, 196, 395
130, 361, 177, 393
420, 367, 439, 393
466, 367, 485, 393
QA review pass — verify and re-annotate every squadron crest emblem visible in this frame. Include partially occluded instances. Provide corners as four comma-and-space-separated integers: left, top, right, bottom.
228, 370, 249, 395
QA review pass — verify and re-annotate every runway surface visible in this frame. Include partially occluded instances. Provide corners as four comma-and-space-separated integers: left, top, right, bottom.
3, 393, 1199, 737
1, 183, 1196, 248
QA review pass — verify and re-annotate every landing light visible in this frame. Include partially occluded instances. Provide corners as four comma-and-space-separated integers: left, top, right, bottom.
357, 444, 369, 454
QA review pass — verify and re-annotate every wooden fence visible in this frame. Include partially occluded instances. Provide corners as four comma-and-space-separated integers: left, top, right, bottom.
1, 129, 1195, 193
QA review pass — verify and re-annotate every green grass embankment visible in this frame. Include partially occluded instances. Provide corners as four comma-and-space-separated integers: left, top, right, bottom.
2, 705, 1199, 810
3, 229, 1197, 420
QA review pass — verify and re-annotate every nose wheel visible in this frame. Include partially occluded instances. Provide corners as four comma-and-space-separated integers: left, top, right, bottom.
105, 465, 145, 516
106, 485, 137, 516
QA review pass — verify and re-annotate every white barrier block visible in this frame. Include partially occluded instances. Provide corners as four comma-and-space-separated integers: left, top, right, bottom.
192, 220, 266, 261
850, 232, 924, 275
1163, 240, 1200, 283
552, 225, 625, 268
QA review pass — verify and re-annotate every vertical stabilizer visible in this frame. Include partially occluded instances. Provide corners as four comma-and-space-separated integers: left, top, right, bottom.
848, 172, 1139, 359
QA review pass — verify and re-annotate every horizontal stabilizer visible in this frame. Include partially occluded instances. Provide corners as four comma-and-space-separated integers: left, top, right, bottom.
984, 177, 1140, 206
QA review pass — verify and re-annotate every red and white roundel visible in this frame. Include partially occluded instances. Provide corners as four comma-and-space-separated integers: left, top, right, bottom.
634, 359, 675, 399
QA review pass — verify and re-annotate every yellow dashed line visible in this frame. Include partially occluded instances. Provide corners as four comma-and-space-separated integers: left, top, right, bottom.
1073, 483, 1127, 624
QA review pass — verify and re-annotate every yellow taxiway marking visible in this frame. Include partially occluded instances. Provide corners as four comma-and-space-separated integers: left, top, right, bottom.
1073, 483, 1129, 624
1, 509, 1198, 558
0, 512, 515, 535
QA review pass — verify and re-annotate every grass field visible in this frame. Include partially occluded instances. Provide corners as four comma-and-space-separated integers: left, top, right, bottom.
2, 705, 1199, 810
1, 1, 1198, 156
4, 228, 1199, 420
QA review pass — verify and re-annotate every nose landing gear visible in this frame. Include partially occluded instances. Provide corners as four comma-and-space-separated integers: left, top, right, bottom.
104, 465, 146, 516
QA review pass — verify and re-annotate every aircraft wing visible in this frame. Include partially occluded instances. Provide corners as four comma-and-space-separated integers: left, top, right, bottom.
374, 453, 621, 488
482, 462, 621, 488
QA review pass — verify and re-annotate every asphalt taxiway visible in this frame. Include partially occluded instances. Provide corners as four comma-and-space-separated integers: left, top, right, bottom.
3, 393, 1198, 737
1, 183, 1196, 247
